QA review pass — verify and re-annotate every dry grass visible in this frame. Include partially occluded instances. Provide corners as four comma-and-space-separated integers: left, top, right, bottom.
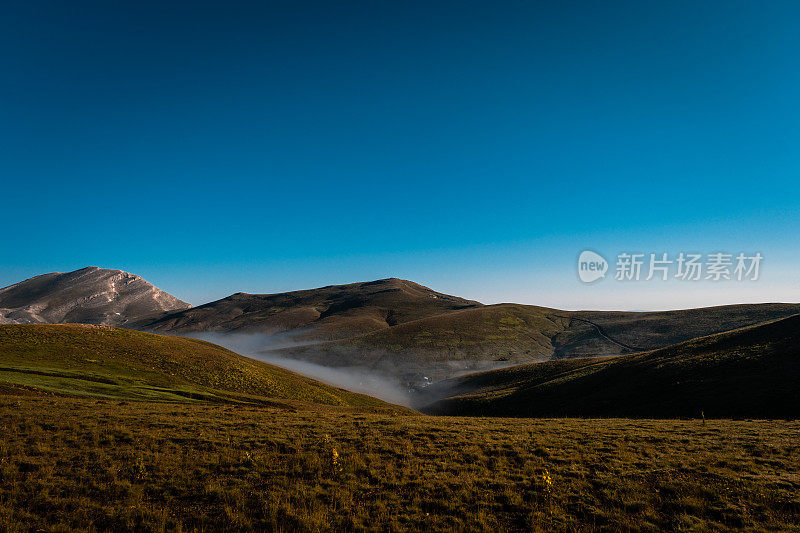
1, 396, 798, 531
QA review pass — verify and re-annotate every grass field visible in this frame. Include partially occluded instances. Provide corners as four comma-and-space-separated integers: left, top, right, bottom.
1, 396, 799, 531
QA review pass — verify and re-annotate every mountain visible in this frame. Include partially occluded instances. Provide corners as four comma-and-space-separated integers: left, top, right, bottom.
0, 324, 401, 411
139, 278, 480, 340
0, 267, 190, 326
421, 314, 800, 419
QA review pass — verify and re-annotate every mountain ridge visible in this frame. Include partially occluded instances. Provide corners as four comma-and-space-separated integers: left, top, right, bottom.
138, 277, 482, 340
3, 267, 800, 387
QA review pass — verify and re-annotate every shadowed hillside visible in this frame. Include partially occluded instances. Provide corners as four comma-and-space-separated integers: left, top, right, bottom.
422, 314, 800, 419
556, 303, 800, 356
0, 324, 401, 410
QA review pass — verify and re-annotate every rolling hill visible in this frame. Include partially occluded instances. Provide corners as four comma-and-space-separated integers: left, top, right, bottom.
0, 324, 400, 410
421, 313, 800, 418
0, 267, 190, 326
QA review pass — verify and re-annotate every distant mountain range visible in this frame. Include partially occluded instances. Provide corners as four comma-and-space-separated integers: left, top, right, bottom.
1, 266, 799, 417
132, 275, 800, 377
2, 266, 799, 387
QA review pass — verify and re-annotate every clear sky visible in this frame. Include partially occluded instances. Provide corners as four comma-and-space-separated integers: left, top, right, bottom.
1, 1, 798, 309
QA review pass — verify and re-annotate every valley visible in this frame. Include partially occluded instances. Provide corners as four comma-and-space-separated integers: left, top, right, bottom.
1, 271, 799, 531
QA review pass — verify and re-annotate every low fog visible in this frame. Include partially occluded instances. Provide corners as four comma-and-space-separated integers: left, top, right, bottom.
187, 331, 417, 406
186, 331, 519, 408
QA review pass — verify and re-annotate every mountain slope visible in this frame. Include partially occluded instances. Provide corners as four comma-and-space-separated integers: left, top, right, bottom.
271, 302, 800, 380
0, 267, 190, 326
139, 278, 480, 340
422, 314, 800, 418
0, 324, 400, 410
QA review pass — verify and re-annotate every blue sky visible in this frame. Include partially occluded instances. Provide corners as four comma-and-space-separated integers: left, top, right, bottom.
1, 1, 798, 309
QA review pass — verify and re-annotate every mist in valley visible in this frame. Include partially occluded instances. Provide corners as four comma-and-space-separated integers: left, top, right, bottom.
185, 331, 512, 408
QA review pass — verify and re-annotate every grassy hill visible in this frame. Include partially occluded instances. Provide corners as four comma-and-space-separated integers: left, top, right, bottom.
0, 324, 400, 410
348, 304, 562, 361
422, 314, 800, 418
